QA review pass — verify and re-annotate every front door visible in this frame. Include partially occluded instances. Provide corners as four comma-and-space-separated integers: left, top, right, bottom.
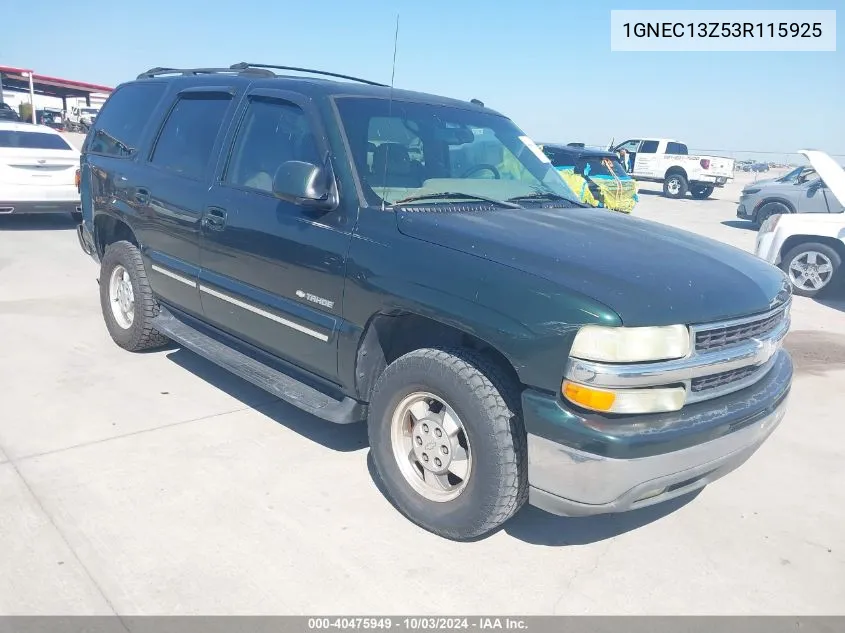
198, 88, 352, 383
616, 139, 640, 174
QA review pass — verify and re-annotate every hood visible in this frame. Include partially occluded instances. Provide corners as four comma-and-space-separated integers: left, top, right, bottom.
800, 150, 845, 207
396, 206, 788, 327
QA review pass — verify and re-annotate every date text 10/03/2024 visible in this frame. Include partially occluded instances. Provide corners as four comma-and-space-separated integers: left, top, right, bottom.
307, 618, 528, 630
622, 22, 824, 39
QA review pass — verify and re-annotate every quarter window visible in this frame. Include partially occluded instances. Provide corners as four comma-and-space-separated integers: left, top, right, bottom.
225, 98, 320, 193
86, 82, 166, 157
150, 94, 232, 180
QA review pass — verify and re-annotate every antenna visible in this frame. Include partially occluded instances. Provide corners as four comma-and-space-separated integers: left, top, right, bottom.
381, 13, 400, 212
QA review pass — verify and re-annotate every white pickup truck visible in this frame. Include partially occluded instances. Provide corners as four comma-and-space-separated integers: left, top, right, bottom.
613, 138, 735, 200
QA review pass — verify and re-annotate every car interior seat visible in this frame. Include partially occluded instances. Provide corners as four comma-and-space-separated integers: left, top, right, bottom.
370, 143, 422, 188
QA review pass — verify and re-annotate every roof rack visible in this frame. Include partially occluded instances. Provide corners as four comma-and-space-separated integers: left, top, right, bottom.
229, 62, 388, 87
136, 66, 275, 79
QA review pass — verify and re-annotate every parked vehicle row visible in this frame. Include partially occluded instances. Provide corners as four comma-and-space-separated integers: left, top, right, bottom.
74, 62, 793, 541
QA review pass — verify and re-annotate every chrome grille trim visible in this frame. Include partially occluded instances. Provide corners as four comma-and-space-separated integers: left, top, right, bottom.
564, 300, 791, 406
691, 302, 790, 353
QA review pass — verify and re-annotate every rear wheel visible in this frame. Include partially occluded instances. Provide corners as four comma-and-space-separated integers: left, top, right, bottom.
99, 240, 169, 351
780, 242, 841, 298
368, 348, 527, 540
663, 173, 688, 199
690, 184, 714, 200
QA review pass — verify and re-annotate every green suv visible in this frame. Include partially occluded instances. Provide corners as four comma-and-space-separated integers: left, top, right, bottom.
76, 63, 793, 540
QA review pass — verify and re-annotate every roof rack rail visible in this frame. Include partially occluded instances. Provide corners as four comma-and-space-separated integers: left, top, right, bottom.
136, 66, 275, 80
230, 62, 388, 87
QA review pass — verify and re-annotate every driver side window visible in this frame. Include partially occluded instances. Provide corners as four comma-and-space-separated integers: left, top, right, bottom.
225, 98, 320, 193
617, 140, 640, 153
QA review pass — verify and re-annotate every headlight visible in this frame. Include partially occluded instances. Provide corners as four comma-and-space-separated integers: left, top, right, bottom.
569, 324, 691, 363
759, 213, 781, 234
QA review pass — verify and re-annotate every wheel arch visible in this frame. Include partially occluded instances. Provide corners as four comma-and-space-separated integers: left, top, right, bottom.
94, 212, 138, 258
755, 197, 796, 219
779, 234, 845, 263
353, 311, 523, 404
664, 166, 688, 181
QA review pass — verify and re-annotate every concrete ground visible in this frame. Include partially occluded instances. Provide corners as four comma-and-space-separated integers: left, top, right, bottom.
0, 167, 843, 615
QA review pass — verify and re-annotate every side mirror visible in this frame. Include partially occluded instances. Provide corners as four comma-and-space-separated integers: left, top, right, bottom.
272, 160, 336, 209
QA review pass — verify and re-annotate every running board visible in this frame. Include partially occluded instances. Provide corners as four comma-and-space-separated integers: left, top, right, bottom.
153, 308, 366, 424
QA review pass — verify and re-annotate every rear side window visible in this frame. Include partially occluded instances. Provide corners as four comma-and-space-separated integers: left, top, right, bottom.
666, 142, 688, 155
639, 140, 660, 153
0, 130, 71, 150
150, 94, 232, 180
87, 82, 167, 157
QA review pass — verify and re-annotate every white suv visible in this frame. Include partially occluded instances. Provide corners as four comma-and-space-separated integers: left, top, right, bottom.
0, 121, 81, 220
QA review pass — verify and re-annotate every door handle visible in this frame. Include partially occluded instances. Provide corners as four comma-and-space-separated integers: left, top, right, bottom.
203, 206, 227, 231
134, 188, 150, 205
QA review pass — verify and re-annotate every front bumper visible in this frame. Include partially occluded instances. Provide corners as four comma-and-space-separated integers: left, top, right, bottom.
736, 203, 752, 219
524, 348, 792, 516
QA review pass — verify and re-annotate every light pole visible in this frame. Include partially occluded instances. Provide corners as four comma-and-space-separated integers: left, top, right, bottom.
22, 70, 36, 124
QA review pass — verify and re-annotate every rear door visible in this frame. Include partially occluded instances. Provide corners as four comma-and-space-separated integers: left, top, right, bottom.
135, 85, 241, 318
199, 87, 351, 382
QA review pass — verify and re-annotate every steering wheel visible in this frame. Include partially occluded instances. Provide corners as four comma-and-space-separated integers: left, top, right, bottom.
461, 164, 500, 179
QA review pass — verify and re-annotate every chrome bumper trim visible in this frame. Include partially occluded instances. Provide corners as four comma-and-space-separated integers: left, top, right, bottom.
527, 395, 788, 516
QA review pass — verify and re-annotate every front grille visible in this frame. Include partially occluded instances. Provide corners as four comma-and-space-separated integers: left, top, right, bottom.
690, 366, 759, 393
695, 308, 786, 352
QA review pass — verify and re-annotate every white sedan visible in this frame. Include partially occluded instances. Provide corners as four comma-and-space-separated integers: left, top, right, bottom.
0, 121, 81, 221
756, 150, 845, 298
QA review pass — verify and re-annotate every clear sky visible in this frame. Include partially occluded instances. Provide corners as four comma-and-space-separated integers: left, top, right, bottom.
3, 0, 842, 158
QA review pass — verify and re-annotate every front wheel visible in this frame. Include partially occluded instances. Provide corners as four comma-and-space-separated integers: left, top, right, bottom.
99, 240, 169, 351
780, 242, 841, 298
754, 201, 789, 229
690, 184, 714, 200
663, 173, 688, 199
368, 348, 528, 540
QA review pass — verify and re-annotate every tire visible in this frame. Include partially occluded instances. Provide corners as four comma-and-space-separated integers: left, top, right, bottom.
663, 172, 688, 199
779, 242, 842, 298
70, 210, 82, 223
690, 184, 714, 200
99, 240, 169, 351
368, 347, 528, 540
754, 201, 790, 229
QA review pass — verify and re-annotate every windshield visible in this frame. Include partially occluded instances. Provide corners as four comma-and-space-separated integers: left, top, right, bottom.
334, 97, 580, 207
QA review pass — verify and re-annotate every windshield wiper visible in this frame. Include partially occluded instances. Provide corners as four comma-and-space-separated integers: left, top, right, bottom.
505, 192, 587, 207
392, 192, 521, 209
